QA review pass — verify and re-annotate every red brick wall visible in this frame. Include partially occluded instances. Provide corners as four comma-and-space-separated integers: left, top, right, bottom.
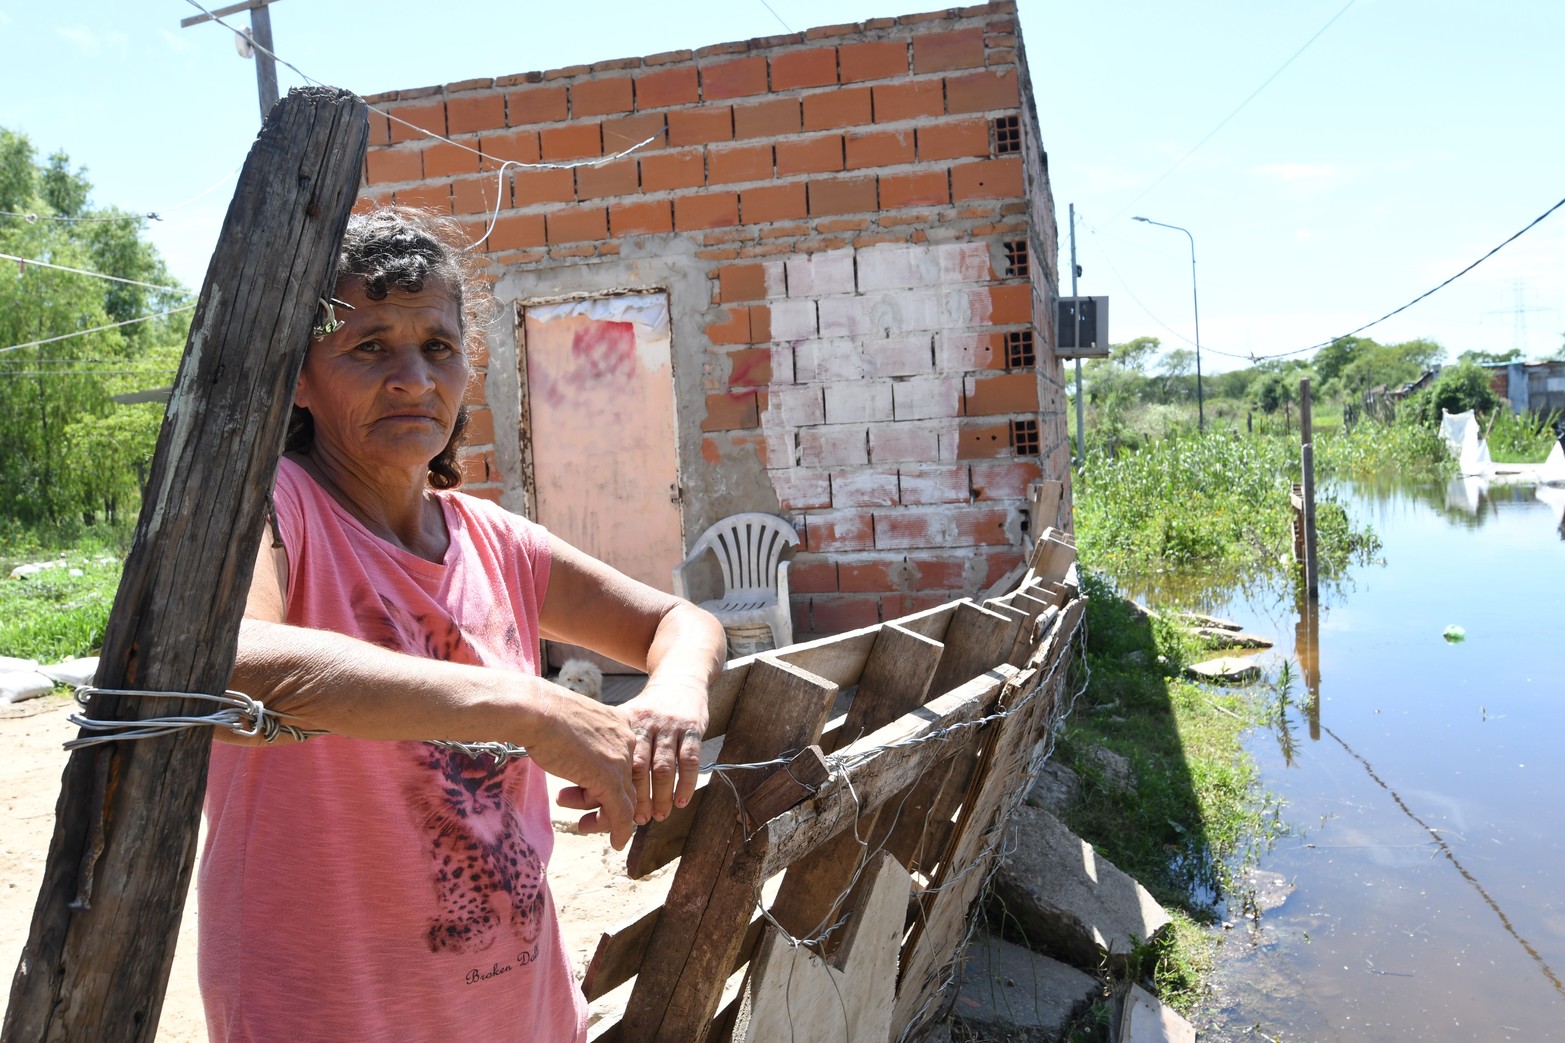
360, 0, 1070, 637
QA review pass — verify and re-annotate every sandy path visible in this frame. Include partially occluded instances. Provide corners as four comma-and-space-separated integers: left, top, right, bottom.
0, 696, 674, 1039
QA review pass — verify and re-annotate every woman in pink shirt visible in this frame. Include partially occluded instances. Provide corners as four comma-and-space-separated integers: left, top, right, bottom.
198, 206, 725, 1042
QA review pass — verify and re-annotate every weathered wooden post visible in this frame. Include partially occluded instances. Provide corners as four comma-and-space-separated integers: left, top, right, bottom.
1300, 378, 1319, 599
4, 86, 367, 1042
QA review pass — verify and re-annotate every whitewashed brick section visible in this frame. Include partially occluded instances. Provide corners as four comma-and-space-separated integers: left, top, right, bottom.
819, 290, 948, 338
794, 337, 865, 382
856, 243, 942, 292
892, 376, 963, 421
764, 431, 798, 467
899, 465, 970, 504
769, 343, 796, 384
831, 471, 899, 507
864, 335, 935, 378
765, 386, 826, 427
761, 259, 787, 298
786, 250, 855, 298
868, 422, 942, 464
933, 429, 963, 461
770, 299, 819, 341
773, 469, 831, 510
934, 331, 996, 371
953, 286, 993, 326
824, 381, 894, 424
798, 425, 869, 468
939, 242, 993, 283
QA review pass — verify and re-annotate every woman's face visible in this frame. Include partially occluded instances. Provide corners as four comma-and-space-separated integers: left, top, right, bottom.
294, 278, 469, 475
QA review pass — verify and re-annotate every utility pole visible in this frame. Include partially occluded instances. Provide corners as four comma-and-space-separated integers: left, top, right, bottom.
1070, 204, 1085, 465
179, 0, 282, 124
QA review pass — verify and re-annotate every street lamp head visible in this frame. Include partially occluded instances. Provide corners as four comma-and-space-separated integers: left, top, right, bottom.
1132, 216, 1149, 223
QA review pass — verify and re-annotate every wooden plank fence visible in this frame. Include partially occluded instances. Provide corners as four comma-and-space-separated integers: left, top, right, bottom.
588, 481, 1086, 1043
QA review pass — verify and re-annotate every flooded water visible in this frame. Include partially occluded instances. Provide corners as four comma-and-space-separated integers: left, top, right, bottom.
1193, 477, 1565, 1042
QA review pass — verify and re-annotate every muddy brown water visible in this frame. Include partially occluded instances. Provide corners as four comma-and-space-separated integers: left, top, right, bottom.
1146, 477, 1565, 1042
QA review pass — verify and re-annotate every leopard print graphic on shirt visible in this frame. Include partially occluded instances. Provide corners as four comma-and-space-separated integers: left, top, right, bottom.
356, 596, 546, 954
410, 743, 546, 954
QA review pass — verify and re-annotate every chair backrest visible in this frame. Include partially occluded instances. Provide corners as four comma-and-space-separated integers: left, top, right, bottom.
688, 513, 800, 595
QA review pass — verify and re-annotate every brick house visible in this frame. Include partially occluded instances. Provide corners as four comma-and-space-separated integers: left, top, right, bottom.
359, 0, 1071, 641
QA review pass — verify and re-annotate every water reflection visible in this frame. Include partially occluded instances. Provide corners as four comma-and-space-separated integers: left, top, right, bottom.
1187, 474, 1565, 1041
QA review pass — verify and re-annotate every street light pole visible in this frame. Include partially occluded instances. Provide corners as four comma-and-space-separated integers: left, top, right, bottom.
179, 0, 283, 124
1133, 216, 1204, 431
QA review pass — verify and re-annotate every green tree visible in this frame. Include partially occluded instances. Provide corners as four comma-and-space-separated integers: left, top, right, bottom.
1401, 359, 1502, 428
1460, 347, 1523, 366
0, 128, 187, 525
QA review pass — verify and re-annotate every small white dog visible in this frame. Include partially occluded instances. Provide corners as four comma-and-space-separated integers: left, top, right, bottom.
556, 658, 604, 701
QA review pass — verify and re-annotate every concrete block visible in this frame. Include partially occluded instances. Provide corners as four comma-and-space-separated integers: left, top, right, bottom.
868, 422, 941, 464
824, 381, 894, 424
990, 807, 1171, 969
1185, 656, 1262, 684
935, 330, 998, 371
1024, 759, 1080, 816
939, 240, 993, 283
952, 930, 1099, 1043
856, 242, 940, 292
893, 376, 963, 422
864, 335, 935, 377
1116, 984, 1196, 1043
786, 250, 856, 298
764, 385, 826, 427
769, 298, 819, 341
898, 464, 968, 505
798, 425, 869, 468
795, 337, 866, 382
819, 289, 946, 338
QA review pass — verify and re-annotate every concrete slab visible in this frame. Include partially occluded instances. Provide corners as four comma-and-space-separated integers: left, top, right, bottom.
1116, 984, 1195, 1043
989, 807, 1171, 968
1185, 656, 1261, 684
952, 930, 1100, 1042
1024, 759, 1080, 816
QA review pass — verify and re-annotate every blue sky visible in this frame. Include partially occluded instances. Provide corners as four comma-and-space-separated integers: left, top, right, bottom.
3, 0, 1562, 372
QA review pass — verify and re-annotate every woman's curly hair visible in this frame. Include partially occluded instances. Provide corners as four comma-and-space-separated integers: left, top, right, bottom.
285, 207, 496, 489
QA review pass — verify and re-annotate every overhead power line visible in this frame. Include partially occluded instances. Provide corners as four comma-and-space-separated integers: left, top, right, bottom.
0, 252, 190, 294
0, 304, 198, 355
1253, 194, 1565, 362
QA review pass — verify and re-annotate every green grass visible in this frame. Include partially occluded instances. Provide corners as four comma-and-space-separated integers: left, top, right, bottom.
1023, 570, 1289, 1028
1073, 430, 1385, 601
0, 523, 129, 663
1485, 408, 1560, 464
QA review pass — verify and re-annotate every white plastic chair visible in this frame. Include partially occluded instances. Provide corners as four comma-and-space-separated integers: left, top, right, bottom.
672, 513, 800, 651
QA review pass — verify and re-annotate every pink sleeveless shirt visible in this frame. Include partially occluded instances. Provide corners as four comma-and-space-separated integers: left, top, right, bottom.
198, 457, 588, 1042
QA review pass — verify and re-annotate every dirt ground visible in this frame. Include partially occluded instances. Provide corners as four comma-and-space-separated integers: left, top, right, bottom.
0, 694, 676, 1039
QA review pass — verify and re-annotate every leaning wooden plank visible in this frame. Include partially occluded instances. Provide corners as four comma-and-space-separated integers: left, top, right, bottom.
732, 853, 909, 1043
1029, 479, 1064, 533
3, 87, 367, 1043
893, 669, 1050, 1036
927, 601, 1020, 697
885, 599, 963, 642
583, 909, 766, 1005
759, 669, 1012, 877
775, 625, 882, 688
766, 623, 944, 942
1028, 527, 1077, 585
620, 658, 838, 1043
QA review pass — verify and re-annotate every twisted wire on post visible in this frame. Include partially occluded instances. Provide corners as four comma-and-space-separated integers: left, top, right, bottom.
65, 686, 326, 750
65, 687, 530, 763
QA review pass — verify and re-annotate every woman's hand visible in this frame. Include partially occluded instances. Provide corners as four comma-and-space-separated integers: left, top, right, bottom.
527, 684, 641, 849
619, 676, 711, 825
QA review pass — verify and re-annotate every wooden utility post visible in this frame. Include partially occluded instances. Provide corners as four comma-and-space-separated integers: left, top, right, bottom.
4, 86, 367, 1043
179, 0, 283, 123
1300, 378, 1319, 599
